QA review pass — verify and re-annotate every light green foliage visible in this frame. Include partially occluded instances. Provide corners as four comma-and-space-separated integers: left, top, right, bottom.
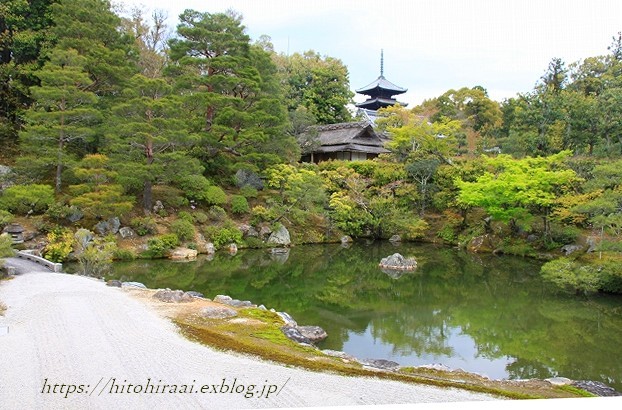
44, 228, 74, 263
74, 229, 116, 277
230, 195, 250, 214
328, 191, 371, 236
378, 105, 463, 162
0, 210, 13, 229
0, 233, 14, 258
146, 234, 179, 258
203, 225, 243, 248
170, 219, 195, 242
0, 184, 55, 215
456, 151, 578, 227
240, 185, 258, 198
250, 205, 278, 224
130, 217, 157, 236
265, 164, 326, 209
204, 186, 227, 206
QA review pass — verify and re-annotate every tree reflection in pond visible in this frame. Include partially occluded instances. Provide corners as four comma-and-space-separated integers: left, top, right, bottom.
103, 242, 622, 390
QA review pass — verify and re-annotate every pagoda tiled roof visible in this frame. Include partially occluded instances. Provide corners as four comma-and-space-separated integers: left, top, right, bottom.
355, 75, 407, 95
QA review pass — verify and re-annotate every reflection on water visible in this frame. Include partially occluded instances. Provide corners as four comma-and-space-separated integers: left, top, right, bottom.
103, 242, 622, 390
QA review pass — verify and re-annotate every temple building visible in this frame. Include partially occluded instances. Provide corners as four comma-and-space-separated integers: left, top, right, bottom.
299, 121, 389, 163
299, 51, 407, 163
355, 50, 408, 123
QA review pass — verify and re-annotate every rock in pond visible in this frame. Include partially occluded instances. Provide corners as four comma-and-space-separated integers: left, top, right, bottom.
379, 253, 417, 271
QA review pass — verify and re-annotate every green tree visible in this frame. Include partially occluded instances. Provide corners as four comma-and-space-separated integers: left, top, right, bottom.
105, 74, 196, 211
0, 0, 56, 144
273, 50, 354, 124
456, 151, 578, 237
168, 10, 294, 177
17, 49, 100, 192
48, 0, 136, 100
68, 154, 134, 220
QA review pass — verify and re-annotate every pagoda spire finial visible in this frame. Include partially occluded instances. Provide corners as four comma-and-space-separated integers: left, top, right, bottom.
380, 49, 384, 77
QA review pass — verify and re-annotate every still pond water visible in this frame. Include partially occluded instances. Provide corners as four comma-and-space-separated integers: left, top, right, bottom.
102, 242, 622, 390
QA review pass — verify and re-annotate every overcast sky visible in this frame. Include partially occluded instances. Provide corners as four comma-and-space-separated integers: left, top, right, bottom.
115, 0, 622, 106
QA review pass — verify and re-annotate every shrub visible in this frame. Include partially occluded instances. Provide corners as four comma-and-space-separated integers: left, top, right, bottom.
204, 186, 227, 206
230, 195, 250, 214
177, 175, 212, 201
113, 248, 136, 261
0, 184, 55, 215
0, 210, 13, 229
0, 233, 13, 258
146, 234, 180, 258
250, 205, 277, 224
178, 211, 194, 223
240, 185, 258, 198
208, 206, 228, 222
43, 228, 74, 263
130, 217, 157, 236
74, 230, 117, 277
192, 211, 208, 224
170, 219, 195, 242
152, 185, 188, 209
203, 225, 242, 248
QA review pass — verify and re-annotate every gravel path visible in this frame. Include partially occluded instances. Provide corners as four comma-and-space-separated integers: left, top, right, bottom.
0, 259, 500, 409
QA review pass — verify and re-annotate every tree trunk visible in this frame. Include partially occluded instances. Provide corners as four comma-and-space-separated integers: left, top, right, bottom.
143, 140, 154, 212
56, 113, 65, 193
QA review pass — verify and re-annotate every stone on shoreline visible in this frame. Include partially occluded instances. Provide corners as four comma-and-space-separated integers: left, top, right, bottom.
153, 289, 194, 303
297, 326, 328, 343
200, 306, 238, 319
360, 358, 401, 371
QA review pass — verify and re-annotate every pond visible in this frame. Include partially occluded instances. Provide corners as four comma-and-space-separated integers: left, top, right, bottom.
98, 242, 622, 391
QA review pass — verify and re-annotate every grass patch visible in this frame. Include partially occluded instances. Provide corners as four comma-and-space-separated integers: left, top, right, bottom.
0, 301, 6, 315
172, 307, 590, 400
556, 385, 597, 397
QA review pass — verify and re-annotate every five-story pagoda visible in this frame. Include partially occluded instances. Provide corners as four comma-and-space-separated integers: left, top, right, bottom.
355, 50, 408, 115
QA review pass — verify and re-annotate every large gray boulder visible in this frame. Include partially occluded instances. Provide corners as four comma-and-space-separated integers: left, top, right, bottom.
234, 169, 264, 190
297, 326, 328, 343
280, 326, 312, 345
267, 225, 291, 247
94, 217, 121, 235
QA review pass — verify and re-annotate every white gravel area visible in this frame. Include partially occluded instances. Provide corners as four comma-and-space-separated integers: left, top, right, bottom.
0, 259, 501, 409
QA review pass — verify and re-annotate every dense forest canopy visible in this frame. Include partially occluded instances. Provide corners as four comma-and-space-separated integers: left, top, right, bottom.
1, 0, 622, 295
